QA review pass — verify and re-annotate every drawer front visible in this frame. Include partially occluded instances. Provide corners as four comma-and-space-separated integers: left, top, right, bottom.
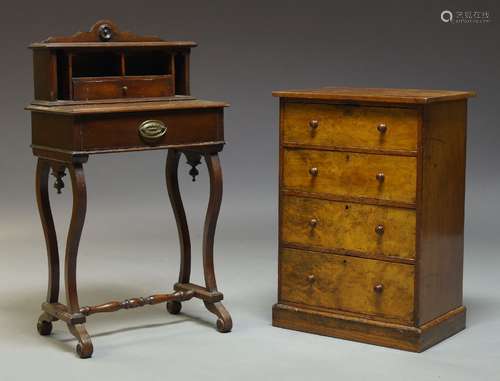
283, 102, 418, 152
78, 109, 222, 151
73, 75, 174, 100
282, 149, 416, 204
281, 195, 416, 260
280, 248, 415, 322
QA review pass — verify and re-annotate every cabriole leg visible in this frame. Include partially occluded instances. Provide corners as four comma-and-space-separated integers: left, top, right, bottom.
202, 152, 232, 332
35, 159, 61, 336
165, 150, 192, 314
65, 162, 93, 358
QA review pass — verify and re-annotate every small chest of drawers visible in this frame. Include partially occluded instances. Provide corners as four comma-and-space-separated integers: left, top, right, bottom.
272, 87, 474, 352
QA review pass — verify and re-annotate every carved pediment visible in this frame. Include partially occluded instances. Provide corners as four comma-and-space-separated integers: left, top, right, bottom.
43, 19, 163, 43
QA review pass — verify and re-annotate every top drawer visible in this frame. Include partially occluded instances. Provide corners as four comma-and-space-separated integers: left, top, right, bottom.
282, 102, 418, 152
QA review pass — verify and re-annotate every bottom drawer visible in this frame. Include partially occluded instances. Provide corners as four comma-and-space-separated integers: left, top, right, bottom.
279, 248, 414, 322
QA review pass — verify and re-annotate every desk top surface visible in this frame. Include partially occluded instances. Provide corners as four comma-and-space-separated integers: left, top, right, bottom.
26, 98, 228, 115
273, 87, 475, 104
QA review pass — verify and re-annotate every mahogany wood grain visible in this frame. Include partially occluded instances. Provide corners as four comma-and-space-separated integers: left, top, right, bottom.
31, 112, 76, 151
30, 106, 224, 153
41, 302, 85, 324
30, 20, 232, 358
166, 150, 192, 284
281, 194, 416, 260
282, 148, 417, 204
78, 108, 222, 151
201, 153, 232, 333
72, 75, 174, 100
40, 19, 164, 44
79, 290, 194, 316
64, 163, 86, 314
203, 153, 223, 292
283, 102, 418, 152
33, 50, 57, 100
35, 160, 60, 303
26, 99, 227, 115
30, 20, 195, 103
280, 248, 415, 323
174, 282, 224, 303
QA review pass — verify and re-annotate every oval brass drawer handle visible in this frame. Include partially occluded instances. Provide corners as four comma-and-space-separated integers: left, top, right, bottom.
375, 224, 385, 235
373, 283, 384, 293
309, 167, 319, 177
307, 274, 316, 284
138, 120, 167, 142
376, 172, 385, 182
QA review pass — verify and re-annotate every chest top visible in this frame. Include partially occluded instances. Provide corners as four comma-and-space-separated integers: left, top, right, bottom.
30, 19, 196, 105
273, 87, 475, 104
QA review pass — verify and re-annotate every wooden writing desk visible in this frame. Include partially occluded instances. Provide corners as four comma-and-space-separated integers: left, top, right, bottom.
27, 20, 232, 358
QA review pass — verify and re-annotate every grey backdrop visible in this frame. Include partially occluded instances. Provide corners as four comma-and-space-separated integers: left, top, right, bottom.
1, 1, 499, 380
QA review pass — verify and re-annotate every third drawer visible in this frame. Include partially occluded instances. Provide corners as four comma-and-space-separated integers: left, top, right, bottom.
281, 194, 416, 260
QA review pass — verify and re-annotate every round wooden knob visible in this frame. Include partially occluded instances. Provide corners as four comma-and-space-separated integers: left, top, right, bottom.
309, 167, 319, 177
374, 284, 384, 293
377, 123, 387, 134
375, 224, 385, 235
309, 120, 319, 129
376, 172, 385, 182
309, 218, 318, 228
307, 274, 316, 284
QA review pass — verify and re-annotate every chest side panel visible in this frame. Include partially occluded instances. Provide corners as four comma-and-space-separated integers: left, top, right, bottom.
417, 100, 467, 324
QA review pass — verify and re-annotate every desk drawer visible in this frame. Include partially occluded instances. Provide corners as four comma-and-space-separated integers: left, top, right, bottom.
282, 148, 416, 204
280, 248, 414, 323
281, 195, 416, 260
283, 102, 418, 152
78, 108, 222, 151
73, 75, 174, 101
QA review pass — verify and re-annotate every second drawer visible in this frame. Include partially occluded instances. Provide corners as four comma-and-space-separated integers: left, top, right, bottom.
281, 195, 416, 260
282, 148, 417, 204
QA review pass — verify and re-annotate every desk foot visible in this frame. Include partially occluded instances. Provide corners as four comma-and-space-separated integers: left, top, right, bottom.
68, 323, 93, 359
37, 312, 55, 336
204, 301, 232, 333
166, 301, 182, 314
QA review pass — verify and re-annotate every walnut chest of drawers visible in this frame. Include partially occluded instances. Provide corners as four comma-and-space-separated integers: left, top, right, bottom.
272, 87, 474, 352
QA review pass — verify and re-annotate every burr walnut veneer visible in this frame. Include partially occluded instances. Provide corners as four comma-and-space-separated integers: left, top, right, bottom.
28, 20, 231, 358
273, 87, 474, 351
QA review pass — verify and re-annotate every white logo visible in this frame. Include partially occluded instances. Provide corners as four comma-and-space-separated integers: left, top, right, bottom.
441, 10, 453, 23
440, 9, 491, 24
